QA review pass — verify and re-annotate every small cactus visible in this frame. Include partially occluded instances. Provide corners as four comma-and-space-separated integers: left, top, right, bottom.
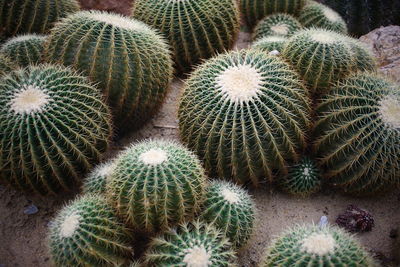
253, 13, 302, 41
132, 0, 240, 73
48, 194, 133, 266
0, 64, 112, 195
314, 72, 400, 195
261, 225, 375, 266
0, 54, 13, 76
281, 157, 321, 197
82, 160, 116, 194
1, 34, 46, 67
251, 36, 288, 54
107, 140, 207, 233
45, 11, 173, 131
200, 180, 256, 248
298, 1, 347, 34
178, 49, 310, 185
144, 220, 237, 266
0, 0, 80, 37
283, 28, 352, 93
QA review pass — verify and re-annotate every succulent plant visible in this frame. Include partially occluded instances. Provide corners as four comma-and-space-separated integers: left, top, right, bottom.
314, 72, 400, 195
48, 194, 133, 267
107, 140, 207, 233
281, 157, 321, 197
132, 0, 240, 73
253, 13, 302, 41
82, 160, 115, 194
0, 54, 13, 76
251, 36, 288, 54
200, 180, 256, 248
0, 64, 112, 195
45, 11, 173, 131
0, 0, 80, 37
178, 49, 310, 186
342, 36, 377, 72
1, 34, 46, 67
323, 0, 400, 36
261, 225, 375, 266
241, 0, 306, 28
144, 220, 237, 266
298, 1, 347, 34
283, 28, 352, 93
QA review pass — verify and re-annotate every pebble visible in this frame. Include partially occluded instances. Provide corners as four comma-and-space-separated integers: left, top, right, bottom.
24, 204, 38, 215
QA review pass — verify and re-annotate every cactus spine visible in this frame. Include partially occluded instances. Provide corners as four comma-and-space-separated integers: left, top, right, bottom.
0, 0, 80, 37
1, 34, 46, 67
261, 225, 375, 266
178, 49, 310, 186
0, 54, 13, 76
0, 64, 112, 195
48, 194, 133, 266
251, 36, 288, 53
82, 160, 115, 194
45, 11, 173, 131
342, 36, 377, 72
132, 0, 240, 73
144, 220, 237, 266
107, 140, 207, 233
314, 72, 400, 195
253, 13, 302, 41
200, 180, 256, 248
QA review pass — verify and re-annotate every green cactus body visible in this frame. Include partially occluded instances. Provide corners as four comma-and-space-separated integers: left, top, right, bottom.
241, 0, 306, 28
82, 160, 115, 194
283, 29, 352, 93
1, 34, 46, 67
48, 194, 133, 266
178, 50, 310, 186
251, 36, 288, 53
261, 225, 375, 266
342, 36, 377, 72
323, 0, 400, 36
298, 1, 347, 34
132, 0, 240, 73
200, 180, 256, 248
0, 54, 13, 76
45, 11, 173, 130
314, 73, 400, 195
281, 157, 321, 197
107, 140, 207, 233
0, 64, 112, 195
0, 0, 80, 38
253, 13, 302, 41
145, 220, 237, 266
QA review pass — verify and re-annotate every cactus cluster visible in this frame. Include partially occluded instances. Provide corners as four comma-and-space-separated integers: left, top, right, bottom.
107, 140, 207, 233
298, 1, 347, 34
48, 194, 133, 266
82, 160, 115, 194
132, 0, 240, 73
261, 225, 375, 266
253, 13, 302, 41
0, 0, 80, 37
314, 72, 400, 195
179, 49, 310, 185
144, 220, 237, 266
1, 34, 46, 67
45, 11, 173, 130
0, 64, 112, 195
200, 180, 256, 248
251, 36, 288, 53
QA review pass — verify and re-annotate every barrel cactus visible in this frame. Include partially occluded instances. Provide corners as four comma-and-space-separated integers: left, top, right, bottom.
144, 220, 237, 266
45, 11, 173, 131
251, 36, 288, 53
200, 180, 256, 248
132, 0, 240, 73
298, 1, 347, 34
283, 29, 352, 93
1, 34, 46, 67
342, 36, 377, 72
0, 0, 80, 37
253, 13, 302, 41
82, 160, 115, 194
261, 225, 375, 266
241, 0, 306, 28
107, 140, 207, 233
48, 194, 133, 266
178, 49, 310, 185
314, 72, 400, 195
0, 54, 13, 76
281, 157, 321, 197
0, 64, 112, 195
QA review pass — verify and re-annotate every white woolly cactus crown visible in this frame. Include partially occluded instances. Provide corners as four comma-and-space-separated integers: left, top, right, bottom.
379, 95, 400, 130
10, 85, 50, 115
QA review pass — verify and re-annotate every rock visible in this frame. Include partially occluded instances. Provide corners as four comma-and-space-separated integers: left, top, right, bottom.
78, 0, 133, 16
23, 204, 38, 215
360, 26, 400, 83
